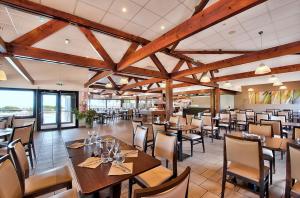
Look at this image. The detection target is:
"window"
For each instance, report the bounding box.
[107,100,121,109]
[89,99,106,109]
[0,89,35,117]
[123,99,136,109]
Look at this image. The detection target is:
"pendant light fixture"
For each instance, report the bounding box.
[200,72,210,82]
[255,31,271,75]
[273,81,283,86]
[119,78,128,85]
[223,81,232,88]
[279,85,287,90]
[105,83,112,88]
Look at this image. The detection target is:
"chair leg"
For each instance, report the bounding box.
[128,179,133,198]
[260,184,265,198]
[190,140,193,157]
[266,181,269,198]
[28,147,34,168]
[202,136,205,153]
[221,173,226,198]
[272,151,276,173]
[32,142,37,159]
[269,160,273,185]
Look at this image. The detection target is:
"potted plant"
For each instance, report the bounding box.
[74,109,96,128]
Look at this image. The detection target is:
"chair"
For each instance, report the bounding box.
[133,167,191,198]
[186,114,194,125]
[261,120,283,138]
[256,113,269,123]
[129,132,177,197]
[221,135,269,198]
[218,113,231,134]
[132,120,143,145]
[278,111,290,122]
[0,154,78,198]
[6,115,14,128]
[152,123,166,140]
[133,125,148,152]
[236,113,247,131]
[248,123,274,184]
[246,111,255,123]
[128,109,134,120]
[271,115,288,137]
[0,124,35,168]
[182,118,205,156]
[8,139,73,197]
[202,115,219,142]
[285,143,300,198]
[169,116,179,125]
[293,127,300,140]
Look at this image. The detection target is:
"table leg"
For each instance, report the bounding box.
[111,183,121,198]
[178,130,183,161]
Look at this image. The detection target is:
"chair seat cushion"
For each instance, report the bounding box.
[183,133,201,140]
[237,121,247,125]
[25,165,72,196]
[228,162,269,182]
[263,148,273,158]
[135,165,173,187]
[203,126,218,131]
[292,181,300,195]
[51,189,79,198]
[219,123,229,127]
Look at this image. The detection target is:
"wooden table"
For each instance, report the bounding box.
[65,136,161,197]
[168,124,198,161]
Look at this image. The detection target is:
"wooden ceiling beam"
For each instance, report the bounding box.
[150,54,169,77]
[11,19,68,46]
[174,89,211,95]
[212,63,300,82]
[121,78,164,91]
[172,41,300,78]
[117,42,139,69]
[113,73,147,81]
[171,59,185,73]
[107,76,118,88]
[90,84,146,93]
[117,0,266,70]
[186,61,198,80]
[84,70,113,88]
[174,50,256,54]
[173,76,218,88]
[79,27,115,68]
[146,82,193,93]
[121,66,167,79]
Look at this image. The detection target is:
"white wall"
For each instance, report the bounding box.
[220,95,235,110]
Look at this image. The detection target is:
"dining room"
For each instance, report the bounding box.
[0,0,300,198]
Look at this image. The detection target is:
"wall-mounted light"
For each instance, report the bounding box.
[248,88,254,92]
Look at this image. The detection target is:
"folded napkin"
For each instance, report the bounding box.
[121,150,138,157]
[67,142,85,149]
[78,157,102,169]
[108,162,133,175]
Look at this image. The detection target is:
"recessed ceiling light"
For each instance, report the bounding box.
[122,7,127,12]
[160,25,165,30]
[64,39,70,44]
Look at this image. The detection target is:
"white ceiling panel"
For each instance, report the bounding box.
[74,1,106,22]
[131,8,160,28]
[122,21,147,35]
[79,0,114,11]
[145,0,179,17]
[165,4,192,24]
[41,0,77,14]
[109,0,142,20]
[100,12,129,29]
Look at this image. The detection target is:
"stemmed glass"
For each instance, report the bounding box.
[106,140,114,162]
[87,131,93,145]
[113,141,120,158]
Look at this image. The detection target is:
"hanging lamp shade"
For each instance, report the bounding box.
[105,83,112,88]
[248,88,254,92]
[200,73,210,82]
[0,70,7,81]
[223,81,232,88]
[255,63,271,75]
[119,78,128,85]
[279,85,287,90]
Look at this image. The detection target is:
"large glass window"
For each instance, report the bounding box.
[0,89,34,117]
[107,100,121,109]
[89,99,106,109]
[123,99,136,109]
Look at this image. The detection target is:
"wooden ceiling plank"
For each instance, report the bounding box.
[150,54,168,77]
[121,66,167,79]
[84,70,113,88]
[11,19,68,46]
[172,40,300,78]
[79,27,115,68]
[174,76,218,88]
[172,59,185,73]
[186,61,198,80]
[5,56,34,84]
[121,78,164,91]
[212,63,300,82]
[118,42,139,67]
[117,0,266,70]
[107,76,118,89]
[174,50,255,54]
[90,84,145,93]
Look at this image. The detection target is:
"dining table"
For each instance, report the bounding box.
[65,135,161,198]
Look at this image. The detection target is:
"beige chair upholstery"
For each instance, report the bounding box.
[135,133,176,187]
[179,117,187,125]
[271,115,286,123]
[169,116,179,125]
[286,144,300,197]
[186,114,194,125]
[278,111,289,121]
[132,121,142,134]
[11,125,33,145]
[0,156,23,198]
[8,140,73,197]
[261,120,281,137]
[256,114,269,123]
[152,123,166,138]
[294,128,300,140]
[236,113,247,124]
[191,118,202,129]
[248,124,272,137]
[290,146,300,182]
[133,126,148,152]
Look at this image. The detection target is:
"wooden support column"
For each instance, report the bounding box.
[215,88,221,113]
[136,96,139,109]
[165,80,173,120]
[210,89,216,116]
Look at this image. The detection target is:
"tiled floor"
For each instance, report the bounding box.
[32,120,287,198]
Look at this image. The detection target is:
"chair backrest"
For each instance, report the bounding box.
[202,115,212,126]
[278,111,289,120]
[10,124,33,145]
[220,113,230,123]
[128,109,133,116]
[133,167,191,198]
[224,135,262,174]
[286,143,300,186]
[179,117,187,125]
[132,120,142,134]
[154,132,177,176]
[186,114,194,125]
[8,139,30,180]
[256,113,269,123]
[246,111,255,117]
[152,123,166,139]
[0,120,6,129]
[271,115,286,123]
[248,123,273,137]
[0,155,23,198]
[293,127,300,140]
[191,118,202,128]
[237,113,246,121]
[133,126,148,152]
[6,115,14,128]
[260,120,282,137]
[169,116,179,125]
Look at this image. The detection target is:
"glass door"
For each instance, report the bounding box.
[60,93,77,128]
[40,92,58,130]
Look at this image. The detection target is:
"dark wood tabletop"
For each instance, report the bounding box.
[168,124,198,131]
[65,136,161,196]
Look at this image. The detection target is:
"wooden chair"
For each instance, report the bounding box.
[248,123,274,184]
[169,116,179,125]
[132,120,143,145]
[292,126,300,140]
[285,143,300,198]
[182,118,205,156]
[202,115,218,142]
[186,114,194,125]
[129,132,177,197]
[278,111,290,122]
[218,113,231,134]
[133,125,148,152]
[0,154,78,198]
[271,115,289,137]
[246,111,255,123]
[261,120,283,138]
[256,113,269,124]
[236,113,247,131]
[8,139,73,198]
[133,167,191,198]
[221,135,269,198]
[152,123,166,140]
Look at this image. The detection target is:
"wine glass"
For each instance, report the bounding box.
[106,140,114,162]
[113,141,120,158]
[87,131,93,145]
